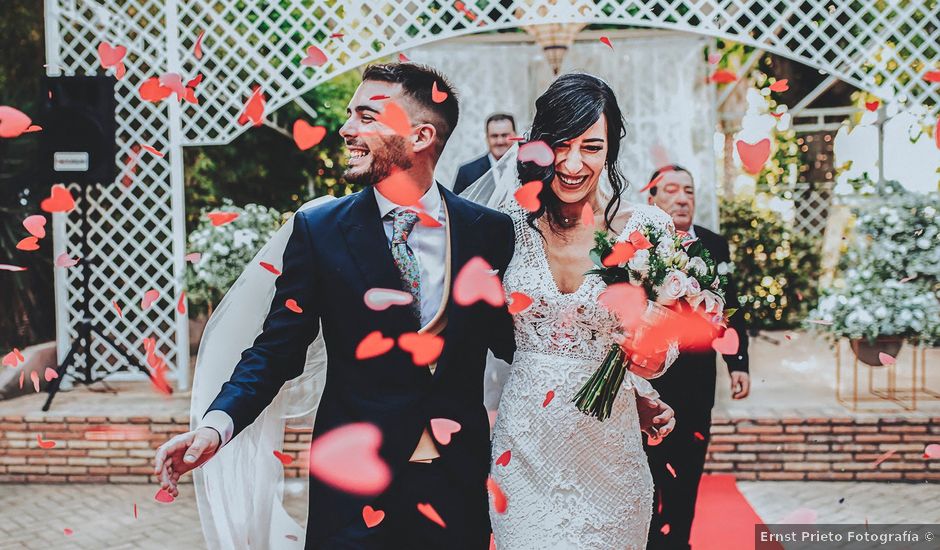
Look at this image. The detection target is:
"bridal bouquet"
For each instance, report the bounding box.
[573,224,730,420]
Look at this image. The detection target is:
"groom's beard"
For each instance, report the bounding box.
[344,136,414,187]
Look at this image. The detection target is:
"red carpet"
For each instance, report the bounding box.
[690,474,780,550]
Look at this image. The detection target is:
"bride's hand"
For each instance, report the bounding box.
[626,347,668,379]
[637,396,675,440]
[153,427,220,497]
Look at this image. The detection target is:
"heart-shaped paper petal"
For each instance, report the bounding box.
[362,505,385,528]
[364,288,413,311]
[417,502,446,528]
[154,488,175,503]
[628,230,653,250]
[710,69,737,84]
[141,289,160,310]
[285,299,303,313]
[454,257,505,307]
[507,292,533,315]
[177,292,187,315]
[487,477,508,514]
[139,77,173,102]
[356,331,395,360]
[112,301,123,318]
[865,100,880,112]
[44,367,59,382]
[308,422,391,496]
[259,261,281,275]
[97,42,126,68]
[736,138,771,174]
[301,45,328,67]
[711,328,739,355]
[417,209,442,227]
[707,52,722,65]
[602,242,637,267]
[542,390,555,407]
[63,528,73,536]
[430,81,448,103]
[375,101,413,137]
[878,352,896,366]
[238,87,265,126]
[768,79,789,92]
[924,444,940,459]
[598,283,648,332]
[514,181,543,212]
[184,252,202,264]
[599,36,613,49]
[2,350,21,367]
[0,106,34,138]
[376,170,422,206]
[923,70,940,83]
[518,141,554,167]
[37,434,56,449]
[398,53,410,63]
[194,30,205,60]
[581,202,595,227]
[666,463,677,478]
[40,185,76,213]
[16,236,39,251]
[398,333,444,365]
[494,449,511,467]
[55,253,79,268]
[293,120,327,150]
[429,418,461,445]
[273,450,294,465]
[207,211,239,226]
[23,215,46,238]
[141,144,164,157]
[0,264,27,272]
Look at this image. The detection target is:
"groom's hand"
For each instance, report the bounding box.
[153,427,220,497]
[637,396,675,441]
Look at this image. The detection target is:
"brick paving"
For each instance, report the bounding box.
[2,480,938,549]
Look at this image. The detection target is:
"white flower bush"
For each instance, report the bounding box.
[186,200,284,311]
[807,188,940,344]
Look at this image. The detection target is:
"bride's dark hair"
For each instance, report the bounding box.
[518,73,627,235]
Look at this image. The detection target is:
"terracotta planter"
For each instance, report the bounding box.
[850,337,903,366]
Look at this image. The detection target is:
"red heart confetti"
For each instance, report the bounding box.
[141,289,160,310]
[599,36,613,49]
[454,257,505,307]
[640,172,665,193]
[431,81,448,103]
[139,77,173,102]
[429,418,461,445]
[454,0,478,21]
[23,215,46,238]
[141,144,164,157]
[44,367,58,382]
[356,331,395,360]
[417,502,446,528]
[924,444,940,459]
[507,292,533,315]
[259,261,281,275]
[330,33,345,39]
[647,433,662,447]
[660,524,671,535]
[16,236,39,251]
[865,100,880,111]
[362,505,385,528]
[711,328,739,355]
[417,209,442,227]
[693,432,705,441]
[598,283,648,332]
[0,106,35,138]
[542,390,555,407]
[376,170,423,206]
[134,503,138,519]
[487,477,508,514]
[2,348,23,367]
[207,211,239,226]
[37,434,56,449]
[710,69,737,84]
[176,292,187,315]
[518,141,554,166]
[375,101,413,137]
[40,185,76,213]
[19,371,25,389]
[97,42,126,68]
[30,371,39,391]
[735,138,771,174]
[923,70,940,83]
[768,79,789,92]
[301,45,328,67]
[285,299,303,313]
[602,242,637,267]
[878,352,896,366]
[581,202,594,227]
[309,423,391,496]
[872,449,896,468]
[494,449,511,467]
[112,301,123,318]
[194,30,205,60]
[398,332,445,365]
[293,120,327,150]
[154,488,175,503]
[364,288,413,311]
[238,87,265,126]
[628,230,653,250]
[64,528,73,536]
[369,94,390,101]
[273,450,294,466]
[707,52,722,65]
[186,73,204,90]
[0,264,27,272]
[398,53,410,63]
[184,252,202,263]
[666,463,677,478]
[514,180,543,212]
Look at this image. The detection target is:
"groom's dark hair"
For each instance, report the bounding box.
[362,62,460,148]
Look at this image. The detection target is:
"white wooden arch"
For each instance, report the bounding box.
[45,0,938,387]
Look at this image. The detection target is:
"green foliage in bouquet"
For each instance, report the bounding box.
[806,188,940,344]
[719,196,821,331]
[185,200,284,315]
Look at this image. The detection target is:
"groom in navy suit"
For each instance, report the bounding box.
[154,63,515,549]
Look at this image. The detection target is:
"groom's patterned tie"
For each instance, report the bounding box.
[389,209,422,321]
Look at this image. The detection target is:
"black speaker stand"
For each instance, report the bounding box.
[42,184,169,411]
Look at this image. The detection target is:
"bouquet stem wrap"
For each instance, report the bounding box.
[573,344,629,421]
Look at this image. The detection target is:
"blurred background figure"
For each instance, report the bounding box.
[643,164,750,550]
[452,112,515,195]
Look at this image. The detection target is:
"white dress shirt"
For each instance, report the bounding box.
[201,185,448,447]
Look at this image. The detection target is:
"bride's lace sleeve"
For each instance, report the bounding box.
[618,205,680,386]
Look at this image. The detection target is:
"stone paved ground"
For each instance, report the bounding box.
[2,480,937,549]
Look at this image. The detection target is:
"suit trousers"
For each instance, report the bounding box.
[319,458,491,550]
[644,405,712,550]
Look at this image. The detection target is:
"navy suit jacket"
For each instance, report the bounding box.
[650,224,749,412]
[206,184,516,546]
[452,154,492,195]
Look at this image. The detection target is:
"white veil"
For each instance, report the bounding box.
[189,196,334,549]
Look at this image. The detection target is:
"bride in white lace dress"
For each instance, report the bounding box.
[482,74,679,549]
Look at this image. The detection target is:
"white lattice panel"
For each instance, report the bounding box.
[46,0,938,388]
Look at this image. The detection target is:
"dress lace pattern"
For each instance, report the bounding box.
[490,200,676,550]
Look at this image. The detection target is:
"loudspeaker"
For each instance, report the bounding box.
[39,75,117,185]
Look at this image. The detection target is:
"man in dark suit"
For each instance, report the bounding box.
[154,63,516,549]
[643,165,750,550]
[452,113,515,195]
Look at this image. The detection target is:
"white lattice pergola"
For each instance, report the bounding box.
[45,0,938,388]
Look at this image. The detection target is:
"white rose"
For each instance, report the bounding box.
[701,290,724,314]
[711,276,721,290]
[685,276,702,297]
[672,251,690,270]
[687,257,708,276]
[717,262,732,275]
[654,270,687,306]
[627,249,650,277]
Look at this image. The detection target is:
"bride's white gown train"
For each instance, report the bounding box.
[490,200,676,550]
